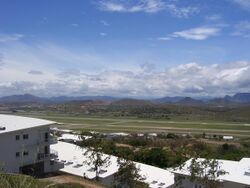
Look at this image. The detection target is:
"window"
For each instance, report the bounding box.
[16,135,20,140]
[23,151,29,156]
[23,134,29,140]
[44,146,49,154]
[45,132,49,142]
[16,152,20,157]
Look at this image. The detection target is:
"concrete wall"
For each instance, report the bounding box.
[0,125,51,173]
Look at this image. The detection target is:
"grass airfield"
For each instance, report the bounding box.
[18,112,250,137]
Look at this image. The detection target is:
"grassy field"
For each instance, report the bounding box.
[17,112,250,137]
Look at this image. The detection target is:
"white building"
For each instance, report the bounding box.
[0,114,63,176]
[51,141,175,188]
[172,158,250,188]
[58,133,92,143]
[223,136,234,140]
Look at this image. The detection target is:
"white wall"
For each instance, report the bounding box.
[0,125,50,173]
[174,174,248,188]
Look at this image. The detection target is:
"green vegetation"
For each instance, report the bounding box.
[79,133,250,169]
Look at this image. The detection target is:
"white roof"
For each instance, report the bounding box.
[51,141,174,188]
[173,158,250,186]
[51,127,73,133]
[58,134,92,141]
[108,132,130,136]
[0,114,55,134]
[223,136,234,139]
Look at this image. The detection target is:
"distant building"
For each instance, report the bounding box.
[223,136,234,140]
[172,158,250,188]
[0,114,63,176]
[58,133,92,143]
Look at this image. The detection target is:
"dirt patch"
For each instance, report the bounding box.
[41,174,105,188]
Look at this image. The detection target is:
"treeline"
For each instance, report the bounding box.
[79,133,250,169]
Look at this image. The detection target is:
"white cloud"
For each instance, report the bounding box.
[233,0,250,10]
[100,20,110,26]
[172,26,221,40]
[157,36,172,41]
[100,32,107,36]
[205,14,222,22]
[0,33,24,43]
[1,40,249,97]
[71,23,79,27]
[96,0,199,17]
[165,4,199,18]
[158,26,221,41]
[0,60,249,97]
[232,21,250,38]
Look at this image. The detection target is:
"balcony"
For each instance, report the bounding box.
[49,136,58,145]
[37,149,58,161]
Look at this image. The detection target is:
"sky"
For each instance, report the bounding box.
[0,0,250,98]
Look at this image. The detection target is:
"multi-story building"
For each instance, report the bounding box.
[0,114,63,176]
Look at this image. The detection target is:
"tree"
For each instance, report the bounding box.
[114,158,147,188]
[187,158,227,188]
[83,137,111,180]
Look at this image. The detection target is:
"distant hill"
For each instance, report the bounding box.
[110,98,153,106]
[0,94,47,104]
[176,97,204,106]
[228,93,250,103]
[153,96,184,103]
[0,94,117,104]
[49,96,117,103]
[0,92,249,106]
[207,93,250,105]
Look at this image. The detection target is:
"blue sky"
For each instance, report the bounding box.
[0,0,250,97]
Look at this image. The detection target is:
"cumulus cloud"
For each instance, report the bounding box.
[0,33,24,43]
[96,0,199,17]
[0,62,249,97]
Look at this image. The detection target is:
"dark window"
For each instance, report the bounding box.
[44,146,49,154]
[45,132,49,142]
[50,160,54,165]
[23,134,29,140]
[23,151,29,156]
[16,135,20,140]
[16,152,20,157]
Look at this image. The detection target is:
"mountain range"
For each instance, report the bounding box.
[0,93,250,105]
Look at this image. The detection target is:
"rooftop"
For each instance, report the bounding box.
[51,141,174,188]
[173,157,250,186]
[58,133,92,142]
[0,114,55,134]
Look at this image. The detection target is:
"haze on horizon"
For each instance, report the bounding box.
[0,0,250,98]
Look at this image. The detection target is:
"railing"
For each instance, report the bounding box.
[37,149,58,161]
